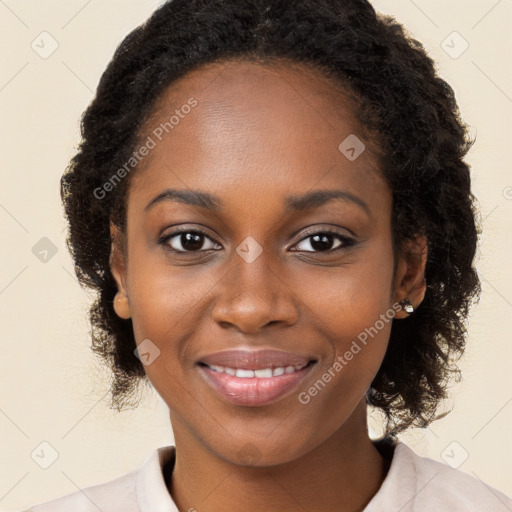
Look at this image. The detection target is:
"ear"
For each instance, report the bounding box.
[392,234,428,319]
[109,221,131,320]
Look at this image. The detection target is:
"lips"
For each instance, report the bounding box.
[196,349,317,406]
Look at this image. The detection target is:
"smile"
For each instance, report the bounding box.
[197,360,316,407]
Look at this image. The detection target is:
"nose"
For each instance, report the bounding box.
[211,251,299,334]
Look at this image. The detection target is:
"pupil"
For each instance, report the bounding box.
[311,234,332,251]
[182,232,203,251]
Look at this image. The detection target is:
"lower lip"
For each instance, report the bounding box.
[198,363,315,407]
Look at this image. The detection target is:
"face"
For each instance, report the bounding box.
[110,59,424,466]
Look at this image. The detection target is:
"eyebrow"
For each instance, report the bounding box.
[144,188,371,217]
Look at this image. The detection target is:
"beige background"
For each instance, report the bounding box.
[1,0,511,510]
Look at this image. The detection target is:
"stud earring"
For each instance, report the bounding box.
[399,297,415,314]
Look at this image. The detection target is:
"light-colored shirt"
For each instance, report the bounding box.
[21,441,512,511]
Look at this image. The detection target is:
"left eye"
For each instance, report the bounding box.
[292,232,353,252]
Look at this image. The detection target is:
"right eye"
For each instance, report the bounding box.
[158,229,222,253]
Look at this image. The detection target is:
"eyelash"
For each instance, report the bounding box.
[157,227,356,255]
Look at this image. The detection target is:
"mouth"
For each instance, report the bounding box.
[196,349,317,407]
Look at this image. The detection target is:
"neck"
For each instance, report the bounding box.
[167,402,392,512]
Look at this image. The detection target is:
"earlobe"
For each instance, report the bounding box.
[113,291,131,320]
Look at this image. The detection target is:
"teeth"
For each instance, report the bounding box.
[254,368,273,378]
[207,363,307,378]
[236,369,254,378]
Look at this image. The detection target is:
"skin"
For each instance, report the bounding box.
[110,59,427,512]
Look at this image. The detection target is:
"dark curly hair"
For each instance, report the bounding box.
[61,0,481,436]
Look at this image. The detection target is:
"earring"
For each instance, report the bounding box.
[399,298,415,314]
[113,291,131,319]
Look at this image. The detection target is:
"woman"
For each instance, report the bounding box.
[22,0,512,510]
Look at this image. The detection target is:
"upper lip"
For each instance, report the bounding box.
[198,349,315,370]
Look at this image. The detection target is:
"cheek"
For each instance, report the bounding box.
[299,240,395,346]
[126,248,217,344]
[124,248,222,398]
[293,242,395,419]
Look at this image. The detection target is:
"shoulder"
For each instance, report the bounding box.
[19,446,176,512]
[368,440,512,511]
[20,469,138,512]
[404,442,512,509]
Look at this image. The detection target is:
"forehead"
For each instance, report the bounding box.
[127,58,389,219]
